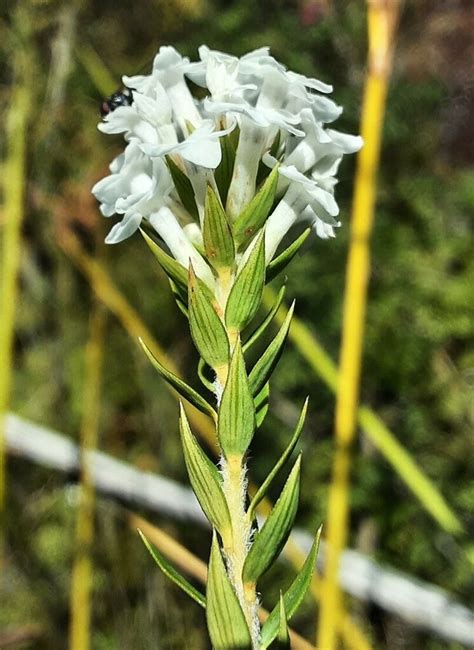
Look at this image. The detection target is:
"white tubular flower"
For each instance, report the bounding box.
[263,110,362,261]
[141,119,235,169]
[93,44,361,273]
[125,46,202,133]
[92,142,174,244]
[149,207,214,288]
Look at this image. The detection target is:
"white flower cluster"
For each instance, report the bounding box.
[92,45,362,277]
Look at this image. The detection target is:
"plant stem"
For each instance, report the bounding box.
[221,453,259,647]
[0,5,32,558]
[215,271,260,646]
[317,2,400,648]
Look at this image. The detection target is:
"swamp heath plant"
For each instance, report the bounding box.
[93,45,361,649]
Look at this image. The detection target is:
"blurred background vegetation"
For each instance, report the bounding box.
[0,0,473,648]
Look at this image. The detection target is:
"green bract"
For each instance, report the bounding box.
[206,534,252,650]
[225,230,266,332]
[218,340,255,457]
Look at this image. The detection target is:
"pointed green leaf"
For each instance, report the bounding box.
[266,228,311,284]
[138,529,206,609]
[203,185,235,269]
[218,340,255,457]
[248,301,295,396]
[225,231,266,332]
[142,230,214,302]
[249,398,308,520]
[179,405,232,536]
[169,279,189,317]
[206,533,252,650]
[243,456,301,584]
[166,155,199,220]
[243,283,286,353]
[233,165,280,246]
[139,338,216,421]
[188,266,230,369]
[260,527,322,649]
[254,382,270,428]
[142,229,188,292]
[273,593,291,648]
[215,126,238,205]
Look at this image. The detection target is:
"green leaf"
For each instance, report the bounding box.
[266,228,311,284]
[248,301,295,396]
[243,456,301,584]
[214,126,238,205]
[254,382,270,428]
[188,265,230,369]
[233,165,280,246]
[139,338,217,421]
[260,527,322,649]
[169,279,188,317]
[218,339,255,457]
[142,229,188,292]
[179,405,232,537]
[142,230,214,303]
[272,593,290,648]
[166,155,199,220]
[138,529,206,609]
[203,185,235,269]
[243,283,286,353]
[206,533,252,650]
[225,231,266,332]
[249,398,308,520]
[197,357,215,393]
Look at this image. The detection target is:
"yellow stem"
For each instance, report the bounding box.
[221,453,257,640]
[0,6,32,554]
[69,303,106,650]
[317,2,401,648]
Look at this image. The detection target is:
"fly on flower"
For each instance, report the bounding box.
[100,87,134,119]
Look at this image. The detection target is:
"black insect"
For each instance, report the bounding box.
[100,87,134,118]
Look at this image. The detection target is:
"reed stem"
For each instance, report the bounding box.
[0,6,32,556]
[317,2,400,648]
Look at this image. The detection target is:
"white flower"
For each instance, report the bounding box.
[92,142,174,244]
[141,119,235,169]
[150,207,214,288]
[93,44,361,273]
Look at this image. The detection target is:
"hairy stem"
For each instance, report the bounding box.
[215,272,260,646]
[221,454,259,647]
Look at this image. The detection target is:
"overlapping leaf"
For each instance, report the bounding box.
[218,340,255,457]
[233,165,279,246]
[206,534,252,650]
[179,405,231,537]
[266,228,311,284]
[188,266,229,369]
[140,338,216,420]
[249,398,308,519]
[225,231,266,332]
[260,527,322,649]
[243,456,301,584]
[248,301,295,396]
[243,283,287,353]
[203,185,235,270]
[138,529,206,609]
